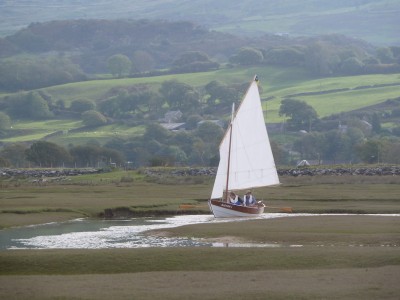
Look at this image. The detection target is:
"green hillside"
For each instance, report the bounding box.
[1,67,399,146]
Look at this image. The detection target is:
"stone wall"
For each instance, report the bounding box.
[0,168,104,179]
[142,166,400,177]
[1,166,399,180]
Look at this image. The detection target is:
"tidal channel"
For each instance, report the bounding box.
[1,214,398,250]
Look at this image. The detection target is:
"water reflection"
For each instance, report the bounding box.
[211,242,284,248]
[0,213,398,250]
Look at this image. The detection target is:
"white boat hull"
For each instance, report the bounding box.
[208,199,264,218]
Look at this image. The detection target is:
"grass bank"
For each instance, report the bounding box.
[1,246,399,276]
[1,170,400,228]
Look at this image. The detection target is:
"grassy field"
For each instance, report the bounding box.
[0,171,400,299]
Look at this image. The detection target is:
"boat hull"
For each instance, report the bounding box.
[208,199,264,218]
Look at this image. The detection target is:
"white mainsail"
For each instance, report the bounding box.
[211,78,279,199]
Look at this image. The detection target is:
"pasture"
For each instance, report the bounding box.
[2,67,400,145]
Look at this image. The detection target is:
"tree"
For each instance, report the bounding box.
[264,47,305,66]
[82,110,107,126]
[370,113,382,134]
[69,144,124,167]
[380,139,400,164]
[356,139,381,163]
[340,57,364,75]
[322,130,352,163]
[188,137,207,165]
[270,140,289,165]
[159,80,200,112]
[172,51,219,72]
[376,47,395,64]
[0,111,11,131]
[229,47,264,65]
[69,145,101,167]
[27,92,53,119]
[146,91,165,119]
[7,92,52,120]
[173,51,210,66]
[181,89,201,113]
[304,41,340,75]
[279,99,318,131]
[170,130,196,153]
[107,54,132,77]
[0,143,29,167]
[143,123,171,144]
[100,147,125,166]
[98,86,163,119]
[132,50,155,72]
[155,145,188,166]
[293,132,324,160]
[98,95,123,118]
[185,114,203,130]
[70,98,96,112]
[0,156,10,167]
[25,141,72,167]
[0,56,86,91]
[205,80,240,107]
[195,121,224,146]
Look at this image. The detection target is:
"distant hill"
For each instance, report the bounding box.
[3,18,393,92]
[0,0,399,46]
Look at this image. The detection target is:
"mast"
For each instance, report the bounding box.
[224,103,235,202]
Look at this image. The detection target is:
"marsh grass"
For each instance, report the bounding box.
[1,246,399,276]
[1,170,400,227]
[1,173,399,299]
[152,215,400,247]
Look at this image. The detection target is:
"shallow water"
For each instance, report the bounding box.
[0,213,398,250]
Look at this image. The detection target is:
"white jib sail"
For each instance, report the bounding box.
[211,79,280,199]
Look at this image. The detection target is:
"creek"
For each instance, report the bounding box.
[0,213,398,250]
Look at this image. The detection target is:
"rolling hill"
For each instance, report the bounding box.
[1,67,399,146]
[0,0,399,46]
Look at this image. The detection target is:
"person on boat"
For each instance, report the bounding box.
[229,192,243,205]
[243,190,257,206]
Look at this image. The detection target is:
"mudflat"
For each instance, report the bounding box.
[1,215,399,299]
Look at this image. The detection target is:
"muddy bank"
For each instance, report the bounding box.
[102,207,206,219]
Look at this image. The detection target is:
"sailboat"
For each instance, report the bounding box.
[208,75,280,218]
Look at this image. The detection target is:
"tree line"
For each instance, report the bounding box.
[278,98,400,165]
[0,120,225,168]
[2,92,400,168]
